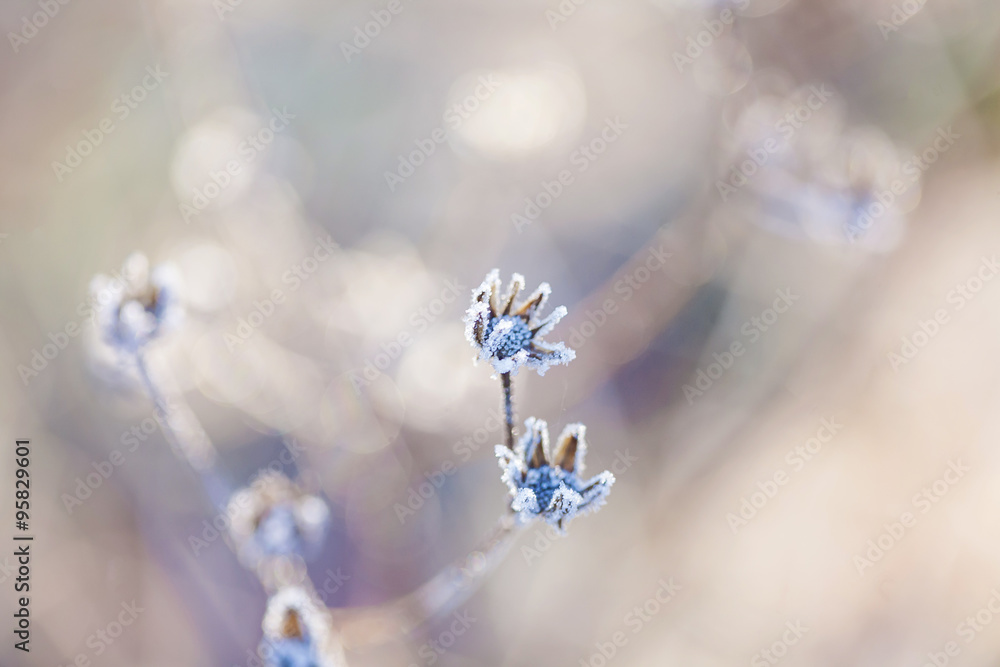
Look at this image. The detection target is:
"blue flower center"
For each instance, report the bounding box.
[487,316,533,359]
[845,191,875,240]
[267,637,320,667]
[524,466,579,510]
[257,505,300,555]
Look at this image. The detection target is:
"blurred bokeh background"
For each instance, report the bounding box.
[3,0,1000,664]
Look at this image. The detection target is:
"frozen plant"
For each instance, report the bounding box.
[228,472,331,570]
[497,418,615,533]
[464,269,575,449]
[262,587,345,667]
[90,252,220,470]
[91,252,182,353]
[464,269,615,530]
[87,258,617,666]
[329,268,618,647]
[464,269,575,378]
[88,252,346,665]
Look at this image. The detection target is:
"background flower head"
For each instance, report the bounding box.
[91,252,182,353]
[262,587,344,667]
[228,472,330,569]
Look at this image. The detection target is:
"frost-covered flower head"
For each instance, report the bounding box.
[496,417,614,532]
[464,269,575,376]
[91,252,182,352]
[228,472,330,569]
[261,587,342,667]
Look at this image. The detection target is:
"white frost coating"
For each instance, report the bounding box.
[496,418,615,533]
[500,272,525,313]
[531,304,567,337]
[263,587,321,638]
[463,269,575,377]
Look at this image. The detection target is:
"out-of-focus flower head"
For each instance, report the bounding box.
[835,128,913,246]
[464,269,575,377]
[496,417,615,532]
[90,252,182,353]
[719,80,914,252]
[228,472,330,569]
[261,587,343,667]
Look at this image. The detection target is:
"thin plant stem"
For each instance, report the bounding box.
[134,349,348,663]
[331,513,522,649]
[501,372,515,450]
[133,349,228,507]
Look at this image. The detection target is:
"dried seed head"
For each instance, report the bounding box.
[497,418,615,533]
[261,587,344,667]
[228,472,330,569]
[464,269,575,377]
[91,252,182,353]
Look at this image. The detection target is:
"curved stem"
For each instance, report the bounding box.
[133,351,349,662]
[133,349,228,506]
[330,513,522,649]
[501,372,515,450]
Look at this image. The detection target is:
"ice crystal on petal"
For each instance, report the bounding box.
[464,269,575,377]
[496,418,614,532]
